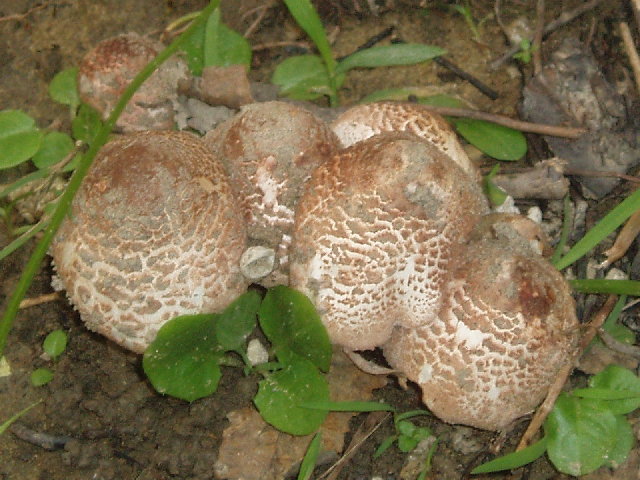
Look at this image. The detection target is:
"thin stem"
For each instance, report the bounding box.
[0,0,221,358]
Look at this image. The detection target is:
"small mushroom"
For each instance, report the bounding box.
[289,133,489,350]
[50,130,248,353]
[204,101,340,285]
[330,102,478,178]
[78,33,188,132]
[382,228,579,430]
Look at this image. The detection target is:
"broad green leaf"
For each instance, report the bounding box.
[254,355,329,435]
[72,103,103,145]
[605,415,634,469]
[554,187,640,270]
[31,131,74,169]
[545,393,619,476]
[569,279,640,296]
[42,329,67,359]
[283,0,336,73]
[31,367,54,386]
[214,290,261,352]
[203,9,251,68]
[143,313,222,402]
[337,44,445,73]
[259,286,331,372]
[452,117,527,161]
[298,432,321,480]
[0,110,43,169]
[49,68,80,109]
[589,364,640,414]
[181,21,207,75]
[471,437,548,474]
[299,400,394,412]
[272,55,332,100]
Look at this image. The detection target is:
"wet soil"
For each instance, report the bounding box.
[1,1,639,479]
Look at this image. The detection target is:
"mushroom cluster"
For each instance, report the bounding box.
[52,37,579,430]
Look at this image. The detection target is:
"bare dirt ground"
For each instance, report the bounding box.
[1,1,639,479]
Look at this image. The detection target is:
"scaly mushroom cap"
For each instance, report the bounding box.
[331,102,478,178]
[78,33,187,132]
[204,101,340,285]
[382,231,579,431]
[50,131,248,353]
[289,133,489,350]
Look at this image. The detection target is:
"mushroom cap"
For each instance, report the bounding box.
[382,233,579,430]
[78,33,187,132]
[289,133,489,350]
[50,130,248,353]
[204,101,340,285]
[331,102,478,178]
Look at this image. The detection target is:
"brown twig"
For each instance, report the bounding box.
[532,0,545,75]
[631,0,640,34]
[598,328,640,359]
[516,295,617,450]
[0,1,51,23]
[620,22,640,94]
[602,209,640,267]
[19,292,60,309]
[415,105,585,138]
[242,1,276,38]
[251,40,311,52]
[434,57,499,100]
[490,0,605,69]
[564,167,640,183]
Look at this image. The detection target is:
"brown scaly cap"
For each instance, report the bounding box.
[290,133,489,350]
[50,130,248,353]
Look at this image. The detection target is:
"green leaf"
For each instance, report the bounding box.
[254,355,329,435]
[397,432,419,452]
[554,187,640,270]
[588,364,640,415]
[374,435,398,458]
[31,367,54,386]
[0,110,43,169]
[72,103,103,145]
[483,164,508,206]
[49,68,80,109]
[259,286,331,372]
[395,409,432,423]
[181,21,207,75]
[31,131,74,169]
[337,44,445,73]
[299,400,394,412]
[417,94,467,108]
[605,415,634,469]
[298,432,321,480]
[471,437,548,474]
[42,329,67,360]
[0,400,42,435]
[545,393,619,476]
[203,9,251,68]
[214,290,261,352]
[143,313,222,402]
[283,0,336,73]
[569,279,640,296]
[452,118,527,161]
[272,55,333,100]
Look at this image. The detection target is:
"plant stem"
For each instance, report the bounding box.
[0,0,221,358]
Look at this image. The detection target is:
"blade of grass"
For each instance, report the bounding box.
[551,195,573,265]
[554,188,640,271]
[0,220,48,261]
[299,400,395,412]
[569,279,640,296]
[0,0,221,358]
[297,432,321,480]
[471,437,548,474]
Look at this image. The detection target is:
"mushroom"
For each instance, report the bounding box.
[78,33,188,132]
[289,132,489,350]
[382,226,579,430]
[50,130,248,353]
[204,101,340,285]
[330,101,478,178]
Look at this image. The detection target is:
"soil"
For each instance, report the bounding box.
[1,1,639,479]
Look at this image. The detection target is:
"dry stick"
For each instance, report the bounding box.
[564,167,640,183]
[631,0,640,34]
[0,1,51,23]
[434,57,499,100]
[620,22,640,94]
[602,209,640,266]
[242,1,276,38]
[516,295,617,450]
[598,328,640,359]
[491,0,605,69]
[18,292,60,309]
[251,40,311,52]
[415,105,585,138]
[532,0,545,76]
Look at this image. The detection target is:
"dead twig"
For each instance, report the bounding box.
[251,40,311,52]
[242,1,276,38]
[516,295,617,450]
[601,209,640,267]
[532,0,545,75]
[415,105,585,138]
[620,22,640,94]
[631,0,640,34]
[564,167,640,183]
[19,292,60,309]
[491,0,605,69]
[434,57,499,100]
[0,1,51,23]
[598,328,640,360]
